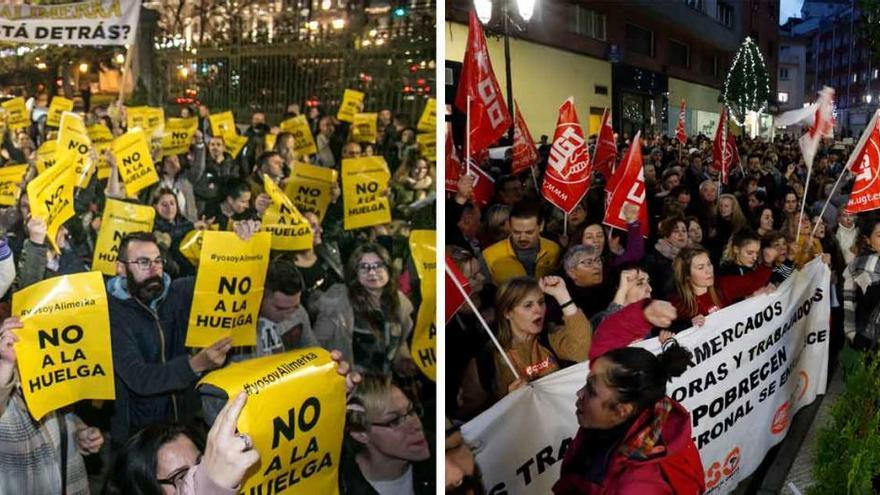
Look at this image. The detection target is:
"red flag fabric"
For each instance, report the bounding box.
[800,87,835,169]
[512,101,538,175]
[845,114,880,213]
[593,108,617,183]
[446,130,464,192]
[675,99,687,146]
[469,161,495,209]
[603,131,650,238]
[445,254,471,322]
[713,107,737,185]
[454,11,512,158]
[541,97,591,214]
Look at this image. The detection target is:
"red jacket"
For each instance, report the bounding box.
[589,301,651,362]
[553,398,706,495]
[671,265,772,319]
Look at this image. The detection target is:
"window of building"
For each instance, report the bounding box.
[668,39,689,68]
[703,53,718,77]
[626,23,654,57]
[572,6,606,41]
[854,73,859,83]
[874,68,879,79]
[716,2,734,27]
[778,92,789,103]
[780,45,790,56]
[686,0,704,12]
[780,67,789,80]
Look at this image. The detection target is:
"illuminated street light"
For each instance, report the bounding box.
[474,0,492,23]
[331,18,345,29]
[79,63,89,74]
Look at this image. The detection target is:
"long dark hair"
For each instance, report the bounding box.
[602,342,693,412]
[345,243,402,333]
[855,213,880,256]
[102,423,204,495]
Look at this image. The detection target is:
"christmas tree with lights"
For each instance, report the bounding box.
[721,37,770,126]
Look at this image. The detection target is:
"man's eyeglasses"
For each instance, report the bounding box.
[357,262,387,274]
[371,403,417,429]
[578,257,602,268]
[122,257,164,270]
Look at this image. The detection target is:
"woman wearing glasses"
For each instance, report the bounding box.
[343,373,434,494]
[313,243,416,375]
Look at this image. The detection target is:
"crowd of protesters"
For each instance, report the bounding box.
[445,126,879,493]
[0,92,436,494]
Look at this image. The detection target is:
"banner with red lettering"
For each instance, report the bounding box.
[541,98,591,214]
[676,99,687,145]
[603,131,650,237]
[593,108,616,187]
[512,102,538,175]
[454,11,512,157]
[446,130,464,192]
[844,110,880,213]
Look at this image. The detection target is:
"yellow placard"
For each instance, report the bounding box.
[261,175,313,251]
[27,154,76,253]
[417,98,436,133]
[342,156,391,230]
[146,107,165,139]
[161,117,198,157]
[91,199,156,276]
[56,112,96,188]
[2,97,28,131]
[409,230,436,380]
[111,129,159,197]
[336,89,364,123]
[126,106,147,132]
[94,141,112,180]
[264,133,277,151]
[285,162,337,222]
[186,231,271,347]
[417,132,436,162]
[224,133,248,159]
[209,111,236,139]
[179,229,204,267]
[12,271,114,420]
[199,348,345,494]
[35,140,57,175]
[280,116,317,157]
[351,113,377,144]
[46,96,74,128]
[87,123,114,144]
[0,164,28,207]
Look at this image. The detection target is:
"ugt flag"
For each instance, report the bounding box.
[541,98,591,214]
[845,110,880,213]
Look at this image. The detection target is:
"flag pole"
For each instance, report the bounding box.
[530,164,539,193]
[795,161,813,244]
[466,95,472,175]
[446,265,521,380]
[563,212,568,239]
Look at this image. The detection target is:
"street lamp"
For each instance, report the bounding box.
[474,0,537,142]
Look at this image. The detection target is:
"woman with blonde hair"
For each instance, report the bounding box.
[459,276,590,414]
[711,193,748,263]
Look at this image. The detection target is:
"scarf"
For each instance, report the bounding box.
[617,397,674,461]
[655,238,681,261]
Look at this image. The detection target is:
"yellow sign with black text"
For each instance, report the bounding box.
[210,111,236,139]
[126,106,147,132]
[285,162,337,222]
[262,175,313,251]
[3,97,28,131]
[224,133,248,159]
[56,112,96,188]
[186,231,271,347]
[46,96,74,128]
[146,107,165,138]
[342,156,391,230]
[409,230,436,381]
[87,123,113,144]
[199,348,345,495]
[179,229,205,267]
[351,113,377,143]
[12,271,114,420]
[161,117,198,157]
[35,141,56,175]
[88,123,115,179]
[0,164,28,207]
[337,89,364,123]
[417,98,436,133]
[265,133,277,151]
[280,116,317,157]
[92,199,156,276]
[112,129,159,197]
[27,155,76,253]
[417,132,436,162]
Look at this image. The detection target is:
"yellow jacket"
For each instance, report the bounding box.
[483,237,561,285]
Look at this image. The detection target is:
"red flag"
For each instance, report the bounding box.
[446,130,464,192]
[799,87,835,169]
[675,99,687,146]
[845,112,880,213]
[511,101,538,175]
[468,161,495,209]
[454,11,512,158]
[713,107,736,185]
[593,108,617,183]
[541,98,591,214]
[445,254,471,322]
[603,131,650,238]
